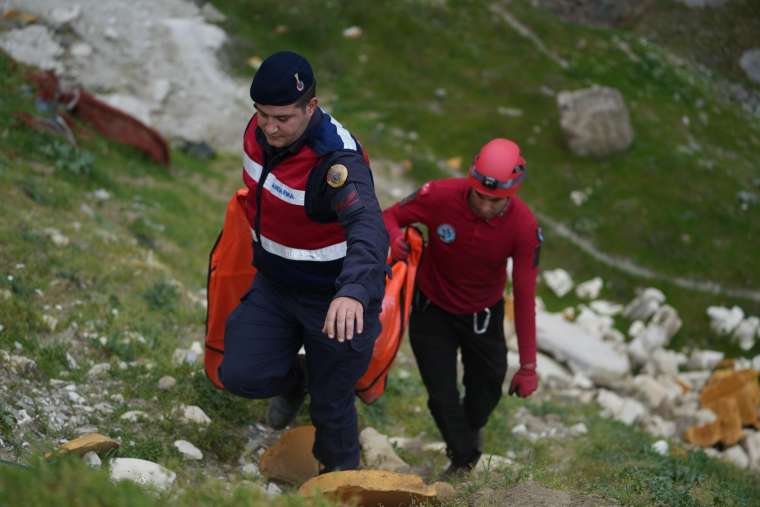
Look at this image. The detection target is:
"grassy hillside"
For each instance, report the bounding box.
[2,0,760,505]
[217,0,760,351]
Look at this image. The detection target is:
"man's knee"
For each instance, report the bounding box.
[219,361,278,399]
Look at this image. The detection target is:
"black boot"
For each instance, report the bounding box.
[441,448,481,479]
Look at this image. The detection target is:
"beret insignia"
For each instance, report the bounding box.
[326,164,349,188]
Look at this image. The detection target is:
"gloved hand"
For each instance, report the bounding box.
[390,234,410,261]
[508,365,538,398]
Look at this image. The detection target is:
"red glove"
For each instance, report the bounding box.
[509,365,538,398]
[390,234,410,261]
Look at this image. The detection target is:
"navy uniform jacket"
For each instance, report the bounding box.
[243,108,388,310]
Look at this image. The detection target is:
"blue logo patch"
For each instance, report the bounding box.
[437,223,456,244]
[536,226,544,243]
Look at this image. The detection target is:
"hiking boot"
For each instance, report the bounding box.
[266,355,307,430]
[440,449,481,479]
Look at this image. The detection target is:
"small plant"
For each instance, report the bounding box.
[39,139,95,176]
[142,280,178,312]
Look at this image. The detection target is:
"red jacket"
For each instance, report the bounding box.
[383,178,540,365]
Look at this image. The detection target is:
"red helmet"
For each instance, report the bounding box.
[468,138,526,198]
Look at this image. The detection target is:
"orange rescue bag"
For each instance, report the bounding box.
[204,189,423,404]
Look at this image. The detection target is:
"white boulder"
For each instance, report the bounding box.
[575,277,603,299]
[597,389,646,425]
[179,405,211,425]
[687,350,724,371]
[537,311,630,382]
[722,446,749,469]
[706,306,744,335]
[110,458,176,490]
[359,427,410,473]
[174,440,203,460]
[623,288,665,321]
[543,269,573,298]
[733,317,759,351]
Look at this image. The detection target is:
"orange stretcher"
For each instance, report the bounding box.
[204,188,422,404]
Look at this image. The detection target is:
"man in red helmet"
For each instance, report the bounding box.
[383,138,541,475]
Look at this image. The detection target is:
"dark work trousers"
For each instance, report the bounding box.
[219,273,380,470]
[409,288,507,465]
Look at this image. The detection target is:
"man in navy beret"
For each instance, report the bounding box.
[218,51,389,473]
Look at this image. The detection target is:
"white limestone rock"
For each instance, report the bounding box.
[537,311,630,383]
[87,363,111,378]
[542,269,574,298]
[575,306,614,340]
[0,25,64,73]
[120,410,150,423]
[575,277,603,299]
[687,350,724,371]
[158,376,176,390]
[475,454,514,473]
[706,306,744,335]
[722,446,749,469]
[651,440,669,456]
[623,288,665,321]
[589,300,623,317]
[110,458,176,490]
[596,389,646,425]
[741,430,760,471]
[359,427,410,473]
[179,405,211,425]
[733,317,759,351]
[174,440,203,460]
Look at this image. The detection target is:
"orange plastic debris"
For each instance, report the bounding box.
[685,369,760,447]
[298,470,454,506]
[259,426,319,486]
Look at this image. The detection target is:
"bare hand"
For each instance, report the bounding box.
[322,296,364,342]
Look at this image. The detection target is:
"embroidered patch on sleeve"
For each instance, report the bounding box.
[326,163,349,188]
[333,184,364,218]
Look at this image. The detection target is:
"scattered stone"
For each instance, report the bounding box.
[497,106,523,117]
[93,189,111,201]
[575,306,614,339]
[623,288,665,321]
[42,228,70,247]
[475,454,514,473]
[74,425,99,435]
[120,410,149,423]
[158,376,176,390]
[741,430,760,471]
[706,305,744,335]
[174,440,203,460]
[83,451,102,468]
[687,350,724,371]
[733,317,759,351]
[87,363,111,378]
[575,277,603,299]
[589,300,623,317]
[421,441,446,453]
[596,390,646,425]
[241,462,260,478]
[557,86,634,157]
[179,405,211,425]
[110,458,176,491]
[643,415,677,439]
[9,355,38,375]
[49,5,82,26]
[360,427,411,473]
[722,446,749,469]
[651,440,669,456]
[569,189,589,206]
[569,422,588,436]
[265,482,283,496]
[542,269,573,298]
[342,26,363,39]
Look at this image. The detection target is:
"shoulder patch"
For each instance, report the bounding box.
[326,164,349,188]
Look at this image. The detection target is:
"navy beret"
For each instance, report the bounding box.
[250,51,315,106]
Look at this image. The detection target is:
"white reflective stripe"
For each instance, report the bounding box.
[253,229,347,262]
[242,151,305,206]
[326,110,357,151]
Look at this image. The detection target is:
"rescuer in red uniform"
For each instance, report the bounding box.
[383,138,541,474]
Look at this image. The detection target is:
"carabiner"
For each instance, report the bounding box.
[473,307,491,335]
